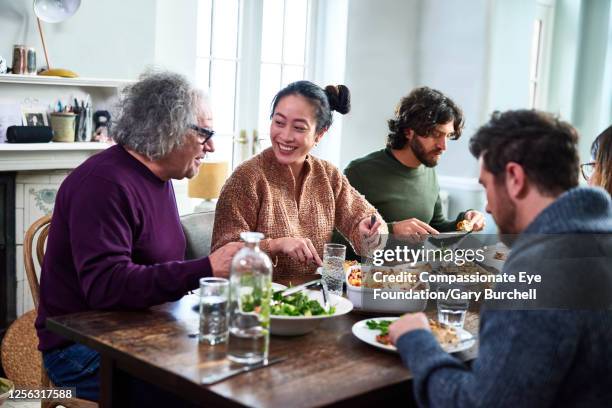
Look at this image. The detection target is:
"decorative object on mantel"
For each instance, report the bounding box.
[21,107,48,127]
[0,55,7,74]
[6,126,53,143]
[11,45,27,74]
[50,112,76,142]
[0,103,22,143]
[33,0,81,78]
[26,47,37,74]
[188,161,229,212]
[93,110,111,142]
[29,187,56,214]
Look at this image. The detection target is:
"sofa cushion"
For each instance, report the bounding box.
[180,210,215,260]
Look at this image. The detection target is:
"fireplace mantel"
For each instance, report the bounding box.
[0,142,109,171]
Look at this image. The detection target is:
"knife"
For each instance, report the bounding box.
[319,280,331,311]
[278,279,321,297]
[201,356,286,385]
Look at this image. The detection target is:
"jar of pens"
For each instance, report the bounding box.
[50,97,92,142]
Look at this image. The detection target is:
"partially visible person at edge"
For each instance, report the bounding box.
[388,110,612,407]
[341,87,485,252]
[36,71,242,402]
[212,81,387,279]
[582,124,611,194]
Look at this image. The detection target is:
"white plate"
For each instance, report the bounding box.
[352,317,476,354]
[271,282,287,292]
[270,290,353,336]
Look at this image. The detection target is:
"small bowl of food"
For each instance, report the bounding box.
[345,264,429,313]
[270,289,353,336]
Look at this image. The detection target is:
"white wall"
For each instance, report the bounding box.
[154,0,199,82]
[418,0,492,180]
[0,0,201,81]
[340,0,420,169]
[0,0,156,79]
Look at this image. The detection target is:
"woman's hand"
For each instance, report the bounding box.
[464,210,486,231]
[209,242,244,277]
[270,237,323,266]
[358,215,383,253]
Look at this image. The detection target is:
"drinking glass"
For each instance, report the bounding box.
[199,277,229,345]
[322,243,346,296]
[436,283,469,329]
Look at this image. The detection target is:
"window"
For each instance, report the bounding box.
[195,0,241,164]
[196,0,312,166]
[529,0,555,109]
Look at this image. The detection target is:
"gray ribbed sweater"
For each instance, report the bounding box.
[396,187,612,407]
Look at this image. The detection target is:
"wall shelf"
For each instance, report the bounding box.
[0,142,109,171]
[0,74,134,88]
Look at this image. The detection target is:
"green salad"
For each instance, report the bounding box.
[366,319,394,335]
[270,291,335,316]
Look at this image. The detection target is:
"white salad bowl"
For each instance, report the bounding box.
[270,290,353,336]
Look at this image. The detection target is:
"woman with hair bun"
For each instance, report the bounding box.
[212,81,387,279]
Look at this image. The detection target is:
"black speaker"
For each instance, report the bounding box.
[6,126,53,143]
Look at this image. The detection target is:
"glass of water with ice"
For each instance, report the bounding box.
[436,283,469,329]
[322,243,346,296]
[199,277,229,345]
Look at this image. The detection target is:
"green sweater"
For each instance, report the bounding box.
[344,148,465,233]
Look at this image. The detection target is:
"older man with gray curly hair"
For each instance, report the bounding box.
[35,70,242,402]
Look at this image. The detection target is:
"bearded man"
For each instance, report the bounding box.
[343,87,485,241]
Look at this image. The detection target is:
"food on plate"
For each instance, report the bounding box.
[365,319,393,345]
[494,251,507,260]
[268,290,335,317]
[366,319,459,347]
[429,320,459,346]
[456,219,474,232]
[347,264,430,291]
[347,265,362,287]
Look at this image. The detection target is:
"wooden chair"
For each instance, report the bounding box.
[0,214,97,408]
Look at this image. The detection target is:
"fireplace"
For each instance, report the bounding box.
[0,172,16,335]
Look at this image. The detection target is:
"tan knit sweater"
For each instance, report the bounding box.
[211,148,387,279]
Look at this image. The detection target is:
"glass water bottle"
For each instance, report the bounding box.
[227,232,273,364]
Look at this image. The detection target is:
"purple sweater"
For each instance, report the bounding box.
[36,145,212,351]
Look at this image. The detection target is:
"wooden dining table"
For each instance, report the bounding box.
[46,281,480,408]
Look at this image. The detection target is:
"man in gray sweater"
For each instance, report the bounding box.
[389,110,612,407]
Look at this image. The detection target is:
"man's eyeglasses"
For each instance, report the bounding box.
[580,162,596,181]
[189,124,215,145]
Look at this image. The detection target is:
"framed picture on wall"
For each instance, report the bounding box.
[22,108,48,127]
